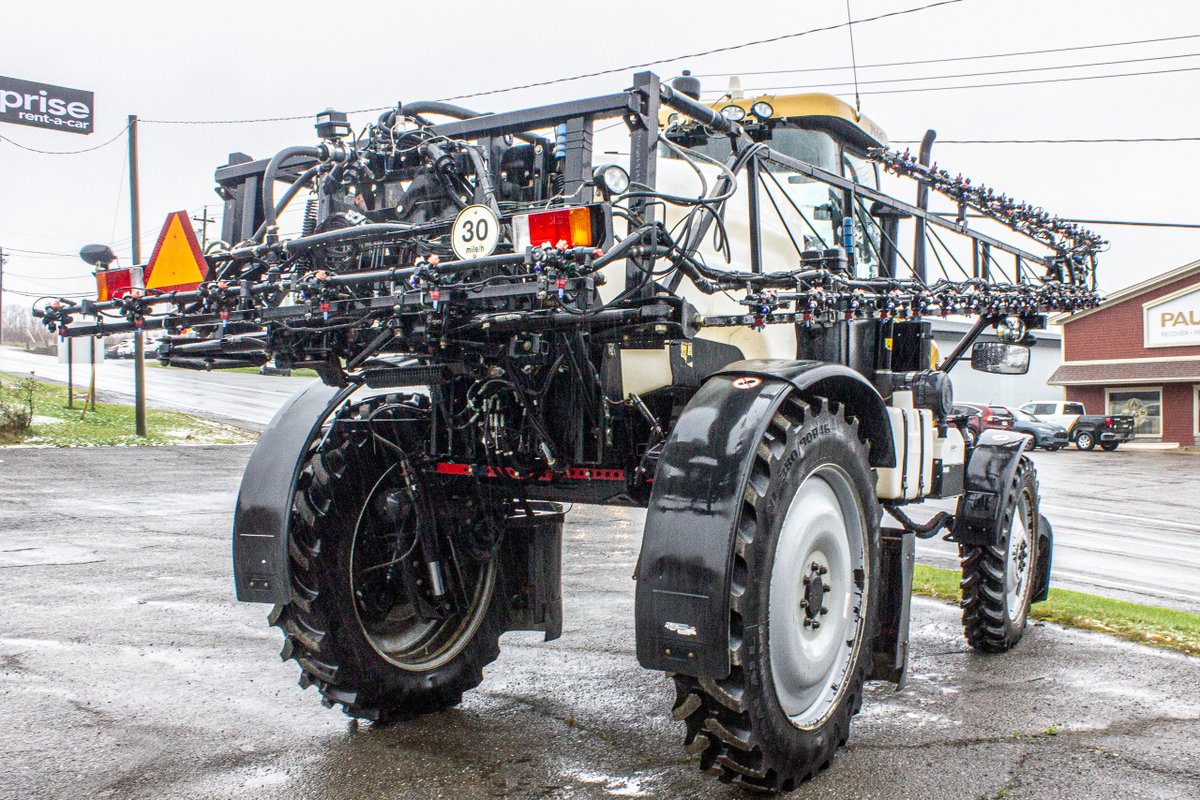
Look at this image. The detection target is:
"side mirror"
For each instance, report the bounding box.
[971,342,1030,375]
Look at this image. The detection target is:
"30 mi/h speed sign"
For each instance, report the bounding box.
[451,205,499,260]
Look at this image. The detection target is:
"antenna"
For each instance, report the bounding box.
[845,0,862,114]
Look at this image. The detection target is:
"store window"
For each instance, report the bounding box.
[1194,386,1200,438]
[1106,387,1162,437]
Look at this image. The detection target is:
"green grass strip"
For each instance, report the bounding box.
[1,372,254,447]
[148,362,319,377]
[913,564,1200,657]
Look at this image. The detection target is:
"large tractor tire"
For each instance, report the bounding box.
[672,395,880,792]
[271,397,506,722]
[959,456,1039,652]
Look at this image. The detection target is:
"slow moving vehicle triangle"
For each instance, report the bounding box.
[144,211,208,293]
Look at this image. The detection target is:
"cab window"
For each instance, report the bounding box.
[842,151,880,190]
[1064,403,1086,415]
[841,151,881,279]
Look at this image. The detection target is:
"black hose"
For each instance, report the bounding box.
[252,164,321,242]
[261,146,320,233]
[381,101,541,145]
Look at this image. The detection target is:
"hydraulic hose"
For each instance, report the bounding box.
[261,146,321,234]
[380,101,541,144]
[252,164,321,242]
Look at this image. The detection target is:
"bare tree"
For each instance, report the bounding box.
[2,301,56,351]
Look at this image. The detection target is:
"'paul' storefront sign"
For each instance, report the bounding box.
[1144,284,1200,348]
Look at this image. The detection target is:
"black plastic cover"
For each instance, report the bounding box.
[952,428,1030,548]
[232,381,352,603]
[635,360,894,678]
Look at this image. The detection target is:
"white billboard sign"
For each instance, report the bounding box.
[1145,285,1200,348]
[57,337,104,364]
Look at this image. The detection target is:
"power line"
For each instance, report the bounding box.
[3,269,93,281]
[0,122,130,155]
[693,32,1200,78]
[936,212,1200,229]
[443,0,963,103]
[732,64,1200,97]
[702,50,1200,94]
[892,136,1200,144]
[3,246,80,257]
[141,0,963,125]
[2,287,92,298]
[1063,218,1200,229]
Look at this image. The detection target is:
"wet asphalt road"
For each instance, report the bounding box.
[2,347,1200,609]
[915,448,1200,613]
[2,446,1199,800]
[5,346,1199,611]
[0,348,309,430]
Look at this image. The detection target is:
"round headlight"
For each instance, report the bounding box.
[719,104,746,122]
[996,315,1027,343]
[750,101,774,120]
[594,163,630,195]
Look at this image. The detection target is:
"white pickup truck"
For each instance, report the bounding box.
[1018,400,1136,451]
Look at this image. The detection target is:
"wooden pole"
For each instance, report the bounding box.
[128,114,146,437]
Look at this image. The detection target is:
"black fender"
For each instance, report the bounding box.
[634,359,892,678]
[233,380,357,603]
[715,359,895,468]
[952,429,1031,548]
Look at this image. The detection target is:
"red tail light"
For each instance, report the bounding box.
[513,204,610,251]
[95,266,144,301]
[1105,416,1113,427]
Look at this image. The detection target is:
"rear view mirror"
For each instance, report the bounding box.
[971,342,1030,375]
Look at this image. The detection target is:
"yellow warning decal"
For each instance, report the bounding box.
[144,211,208,293]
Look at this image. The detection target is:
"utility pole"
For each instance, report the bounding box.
[129,114,146,437]
[0,246,6,346]
[192,206,216,248]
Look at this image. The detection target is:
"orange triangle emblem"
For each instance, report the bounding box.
[144,211,209,293]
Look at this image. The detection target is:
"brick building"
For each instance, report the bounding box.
[1049,259,1200,446]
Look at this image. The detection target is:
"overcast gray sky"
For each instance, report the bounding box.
[2,0,1198,303]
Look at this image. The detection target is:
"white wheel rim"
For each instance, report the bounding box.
[768,465,868,730]
[1005,495,1033,622]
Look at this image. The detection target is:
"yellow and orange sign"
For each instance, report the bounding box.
[144,210,209,293]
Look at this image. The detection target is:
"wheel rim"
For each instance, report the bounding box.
[350,464,495,671]
[768,465,868,730]
[1005,492,1034,623]
[1079,433,1092,448]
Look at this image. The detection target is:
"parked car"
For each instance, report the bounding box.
[1016,400,1086,431]
[1007,406,1069,450]
[1018,400,1136,451]
[951,402,1014,447]
[106,339,135,359]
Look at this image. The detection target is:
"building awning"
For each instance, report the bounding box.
[1048,360,1200,386]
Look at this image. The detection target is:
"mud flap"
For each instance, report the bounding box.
[870,528,915,688]
[502,502,566,641]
